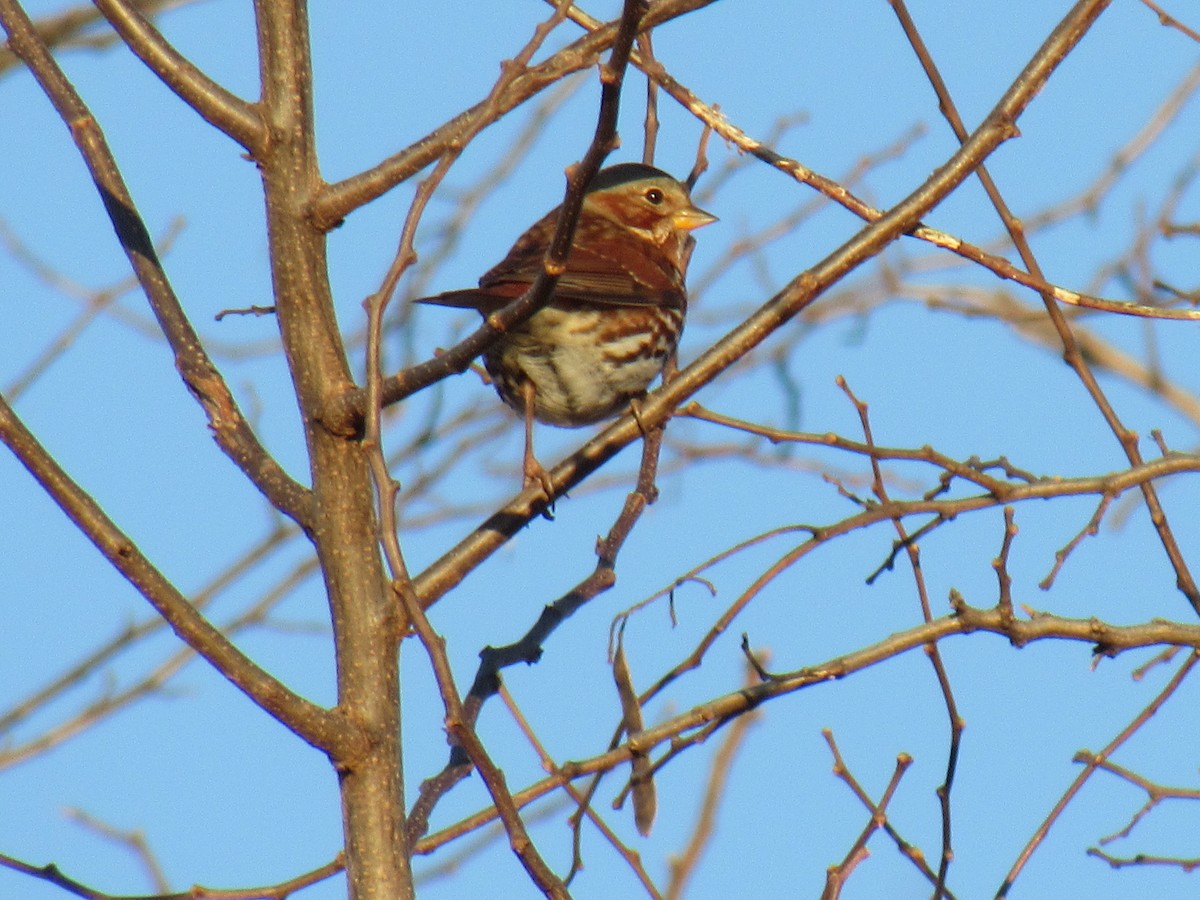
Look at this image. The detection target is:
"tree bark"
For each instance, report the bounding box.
[252,1,411,896]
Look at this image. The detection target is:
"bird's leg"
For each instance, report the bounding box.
[630,350,678,437]
[520,380,555,503]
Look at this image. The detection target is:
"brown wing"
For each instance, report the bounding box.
[480,210,686,309]
[414,207,688,313]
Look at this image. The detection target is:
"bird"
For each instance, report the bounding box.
[416,162,716,498]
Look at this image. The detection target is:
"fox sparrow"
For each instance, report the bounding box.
[417,162,716,494]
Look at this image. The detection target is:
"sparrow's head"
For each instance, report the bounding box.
[584,163,717,243]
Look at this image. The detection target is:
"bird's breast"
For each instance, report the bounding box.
[483,305,683,426]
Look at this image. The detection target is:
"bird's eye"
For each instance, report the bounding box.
[643,188,664,205]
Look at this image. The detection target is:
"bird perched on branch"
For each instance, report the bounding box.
[416,162,716,498]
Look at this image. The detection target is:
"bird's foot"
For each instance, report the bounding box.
[523,454,556,519]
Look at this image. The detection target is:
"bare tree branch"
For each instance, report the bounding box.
[888,0,1198,614]
[0,847,345,900]
[0,0,196,75]
[307,0,720,233]
[413,607,1200,861]
[0,392,352,756]
[0,0,314,527]
[92,0,265,150]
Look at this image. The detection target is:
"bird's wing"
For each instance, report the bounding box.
[414,210,689,312]
[481,213,686,309]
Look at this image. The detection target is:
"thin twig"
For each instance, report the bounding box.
[997,650,1200,896]
[836,376,962,897]
[64,809,171,894]
[1137,0,1200,42]
[499,684,663,898]
[0,848,345,900]
[664,661,761,900]
[821,731,914,900]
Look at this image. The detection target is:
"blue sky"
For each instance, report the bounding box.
[3,1,1200,898]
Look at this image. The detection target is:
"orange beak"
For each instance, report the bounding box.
[673,204,718,231]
